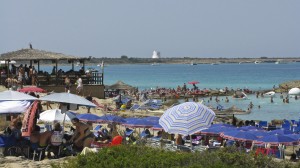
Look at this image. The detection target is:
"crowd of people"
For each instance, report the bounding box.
[3,64,38,90]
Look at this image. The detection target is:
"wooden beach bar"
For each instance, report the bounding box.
[0,48,105,98]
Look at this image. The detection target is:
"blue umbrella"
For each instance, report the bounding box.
[144,116,160,125]
[248,130,269,137]
[285,134,300,141]
[144,116,160,121]
[255,134,298,146]
[124,117,138,122]
[201,126,235,136]
[221,130,258,141]
[98,114,126,123]
[123,118,154,128]
[268,129,293,135]
[237,126,262,131]
[210,123,235,128]
[159,102,215,136]
[151,124,163,131]
[77,113,101,122]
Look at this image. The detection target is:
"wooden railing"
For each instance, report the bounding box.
[37,72,103,86]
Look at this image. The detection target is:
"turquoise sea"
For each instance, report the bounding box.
[42,62,300,122]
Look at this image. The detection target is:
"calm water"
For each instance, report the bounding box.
[41,62,300,122]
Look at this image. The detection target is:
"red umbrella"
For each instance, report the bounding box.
[18,86,47,93]
[188,81,199,85]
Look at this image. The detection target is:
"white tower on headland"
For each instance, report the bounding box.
[152,50,160,59]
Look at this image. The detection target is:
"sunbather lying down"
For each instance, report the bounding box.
[69,118,95,150]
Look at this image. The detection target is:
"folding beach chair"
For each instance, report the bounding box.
[130,104,140,111]
[93,125,102,137]
[140,129,151,139]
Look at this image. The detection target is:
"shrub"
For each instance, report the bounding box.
[56,145,299,168]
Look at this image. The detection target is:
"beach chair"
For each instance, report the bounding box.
[216,104,224,111]
[31,144,49,161]
[140,129,151,139]
[176,145,192,152]
[130,104,140,111]
[258,121,268,128]
[93,125,102,137]
[44,123,53,131]
[125,128,134,137]
[124,128,136,143]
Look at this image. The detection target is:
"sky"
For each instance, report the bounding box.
[0,0,299,58]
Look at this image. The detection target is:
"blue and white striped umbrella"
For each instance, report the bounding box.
[159,102,216,136]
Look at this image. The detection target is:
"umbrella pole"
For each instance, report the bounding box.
[190,135,193,150]
[62,112,67,132]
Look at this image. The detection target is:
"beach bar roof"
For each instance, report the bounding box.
[0,48,87,61]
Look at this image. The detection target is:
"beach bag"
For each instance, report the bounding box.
[51,131,63,146]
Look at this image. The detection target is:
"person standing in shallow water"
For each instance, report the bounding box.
[76,75,83,95]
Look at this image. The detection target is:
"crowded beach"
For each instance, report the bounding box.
[1,79,300,165]
[1,50,300,167]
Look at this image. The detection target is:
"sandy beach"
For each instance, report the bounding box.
[0,84,298,167]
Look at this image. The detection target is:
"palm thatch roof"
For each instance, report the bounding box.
[107,81,134,90]
[0,48,84,61]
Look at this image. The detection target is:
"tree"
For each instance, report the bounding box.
[121,55,128,59]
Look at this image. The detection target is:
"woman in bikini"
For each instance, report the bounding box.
[70,118,95,149]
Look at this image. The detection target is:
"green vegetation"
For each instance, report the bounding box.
[55,145,298,168]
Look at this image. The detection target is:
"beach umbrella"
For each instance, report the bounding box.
[237,126,263,131]
[18,86,46,93]
[201,126,235,136]
[98,114,126,124]
[188,81,199,85]
[248,130,269,137]
[144,116,160,124]
[221,130,258,141]
[268,129,294,135]
[0,100,32,114]
[39,109,76,122]
[210,123,235,128]
[285,134,300,141]
[39,92,96,107]
[0,90,37,101]
[255,134,298,146]
[77,113,101,122]
[159,102,215,136]
[122,118,154,128]
[151,124,163,131]
[288,88,300,95]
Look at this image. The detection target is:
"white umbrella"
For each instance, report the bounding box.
[159,102,216,136]
[39,109,76,122]
[39,92,96,107]
[0,100,31,114]
[0,90,37,101]
[288,88,300,95]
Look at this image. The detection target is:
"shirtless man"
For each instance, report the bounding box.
[29,125,51,146]
[76,75,83,95]
[10,114,21,130]
[30,125,41,146]
[30,125,52,159]
[70,118,94,149]
[64,75,71,92]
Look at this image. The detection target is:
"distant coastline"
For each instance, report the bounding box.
[2,48,300,65]
[86,57,300,65]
